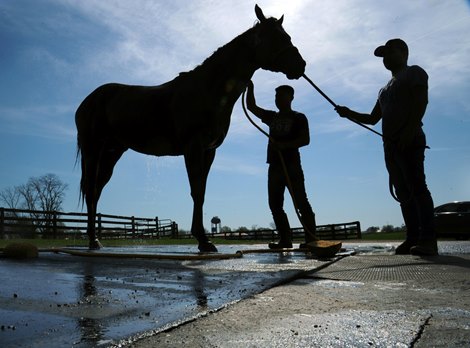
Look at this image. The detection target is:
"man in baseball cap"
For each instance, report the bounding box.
[335,38,438,256]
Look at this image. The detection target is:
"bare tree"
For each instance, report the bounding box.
[0,187,22,232]
[15,174,67,211]
[1,174,68,236]
[26,174,68,212]
[0,186,22,209]
[17,174,68,234]
[17,182,36,211]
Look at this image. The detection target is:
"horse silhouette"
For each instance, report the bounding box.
[75,5,306,252]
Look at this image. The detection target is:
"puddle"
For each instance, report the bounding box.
[343,243,395,254]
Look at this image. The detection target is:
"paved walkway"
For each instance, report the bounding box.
[131,250,470,347]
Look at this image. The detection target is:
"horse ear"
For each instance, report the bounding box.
[255,4,266,22]
[278,15,284,25]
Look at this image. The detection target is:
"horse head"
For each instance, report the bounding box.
[252,5,306,80]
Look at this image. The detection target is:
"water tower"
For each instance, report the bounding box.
[211,216,221,235]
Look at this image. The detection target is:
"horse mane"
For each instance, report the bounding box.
[180,19,275,78]
[194,23,258,71]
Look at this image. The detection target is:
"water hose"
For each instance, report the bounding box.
[302,74,405,203]
[302,74,386,139]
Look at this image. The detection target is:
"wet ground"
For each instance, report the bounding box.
[133,241,470,348]
[0,244,347,347]
[0,241,468,347]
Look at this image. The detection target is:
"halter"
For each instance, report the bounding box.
[261,44,300,72]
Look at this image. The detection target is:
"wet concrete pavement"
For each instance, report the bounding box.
[132,241,470,348]
[1,241,469,347]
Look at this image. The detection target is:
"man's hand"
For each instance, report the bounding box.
[335,105,354,118]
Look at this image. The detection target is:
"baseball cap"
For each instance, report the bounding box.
[374,38,408,57]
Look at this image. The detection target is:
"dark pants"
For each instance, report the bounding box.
[384,132,435,242]
[268,161,316,242]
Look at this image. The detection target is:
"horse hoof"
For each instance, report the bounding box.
[89,239,103,250]
[198,241,218,253]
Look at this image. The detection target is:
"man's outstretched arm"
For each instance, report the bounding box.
[335,101,382,125]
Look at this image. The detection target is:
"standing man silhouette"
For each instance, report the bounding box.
[336,39,437,256]
[246,81,317,249]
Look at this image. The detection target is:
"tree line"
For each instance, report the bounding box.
[0,173,68,234]
[1,173,68,212]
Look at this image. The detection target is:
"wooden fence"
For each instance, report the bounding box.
[222,221,361,241]
[0,207,361,241]
[0,207,177,240]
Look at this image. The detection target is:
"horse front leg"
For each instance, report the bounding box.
[184,147,218,252]
[81,155,103,250]
[85,198,102,250]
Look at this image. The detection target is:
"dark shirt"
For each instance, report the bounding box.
[259,110,308,165]
[378,65,428,142]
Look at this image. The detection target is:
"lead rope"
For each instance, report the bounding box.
[301,74,403,204]
[241,90,317,241]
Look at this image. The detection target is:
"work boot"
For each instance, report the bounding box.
[268,240,293,249]
[271,212,292,249]
[395,240,418,255]
[410,239,438,256]
[299,235,319,249]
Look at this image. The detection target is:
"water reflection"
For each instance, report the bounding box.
[72,256,212,346]
[192,269,208,308]
[76,264,105,346]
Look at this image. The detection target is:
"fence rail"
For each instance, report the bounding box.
[0,207,177,240]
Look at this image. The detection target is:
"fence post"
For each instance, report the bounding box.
[0,207,4,238]
[356,221,362,239]
[171,222,178,238]
[53,211,57,239]
[155,216,159,238]
[97,213,102,239]
[147,219,152,239]
[131,216,136,239]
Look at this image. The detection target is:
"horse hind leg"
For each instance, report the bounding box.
[184,147,218,252]
[81,144,126,249]
[80,155,100,249]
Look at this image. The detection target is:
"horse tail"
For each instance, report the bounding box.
[75,134,85,208]
[75,86,107,208]
[75,98,88,208]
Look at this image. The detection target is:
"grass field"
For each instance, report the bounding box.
[361,231,405,240]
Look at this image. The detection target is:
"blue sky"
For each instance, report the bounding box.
[1,0,469,232]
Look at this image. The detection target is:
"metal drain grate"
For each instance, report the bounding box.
[311,254,470,282]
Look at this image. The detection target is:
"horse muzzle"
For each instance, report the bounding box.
[266,46,306,80]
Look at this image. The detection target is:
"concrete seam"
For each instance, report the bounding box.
[409,314,432,348]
